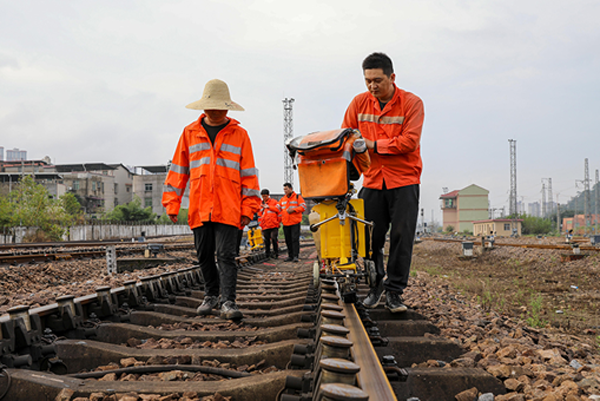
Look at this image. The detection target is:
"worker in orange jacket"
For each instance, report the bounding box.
[162,79,261,320]
[278,183,306,262]
[342,52,424,313]
[258,188,281,259]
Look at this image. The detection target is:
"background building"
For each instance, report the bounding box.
[6,148,27,161]
[473,218,523,237]
[440,184,489,233]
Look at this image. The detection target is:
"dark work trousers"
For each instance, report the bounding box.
[236,229,244,256]
[283,223,301,258]
[193,222,239,303]
[360,184,420,294]
[262,227,279,257]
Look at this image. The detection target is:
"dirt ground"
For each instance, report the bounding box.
[410,237,600,340]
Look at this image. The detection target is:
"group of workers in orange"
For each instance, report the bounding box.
[258,185,306,263]
[161,52,424,320]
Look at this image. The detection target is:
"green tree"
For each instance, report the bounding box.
[2,176,69,240]
[60,192,83,222]
[520,215,554,235]
[103,197,156,222]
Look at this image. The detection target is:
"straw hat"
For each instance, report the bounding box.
[185,79,244,111]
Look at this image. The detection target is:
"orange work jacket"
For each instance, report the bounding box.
[258,197,281,230]
[342,85,424,190]
[162,115,261,229]
[278,192,306,226]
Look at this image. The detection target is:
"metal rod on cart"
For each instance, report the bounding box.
[309,214,340,232]
[347,214,374,227]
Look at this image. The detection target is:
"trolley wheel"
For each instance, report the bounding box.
[313,261,320,286]
[365,260,377,288]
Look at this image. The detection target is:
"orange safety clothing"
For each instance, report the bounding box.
[162,115,261,229]
[342,84,424,190]
[278,192,306,226]
[258,197,281,230]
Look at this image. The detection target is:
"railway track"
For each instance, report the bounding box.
[0,242,511,400]
[0,240,196,265]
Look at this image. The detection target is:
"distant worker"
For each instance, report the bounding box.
[162,79,261,320]
[342,52,424,313]
[258,189,281,259]
[278,183,306,262]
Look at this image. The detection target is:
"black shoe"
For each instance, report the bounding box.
[220,301,243,320]
[385,291,408,313]
[292,257,299,263]
[196,295,219,315]
[284,257,293,262]
[361,283,384,309]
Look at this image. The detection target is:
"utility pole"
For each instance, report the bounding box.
[283,98,295,186]
[556,194,561,233]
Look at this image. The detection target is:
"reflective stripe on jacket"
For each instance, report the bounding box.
[258,197,281,230]
[342,85,424,189]
[278,192,306,226]
[162,115,261,229]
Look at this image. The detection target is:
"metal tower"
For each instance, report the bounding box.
[509,139,517,216]
[542,178,553,217]
[547,178,553,215]
[584,158,591,233]
[541,181,546,218]
[594,170,600,234]
[283,98,295,186]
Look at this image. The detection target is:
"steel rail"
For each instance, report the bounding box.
[343,302,398,400]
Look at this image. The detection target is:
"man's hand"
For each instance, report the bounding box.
[287,206,296,213]
[364,138,375,150]
[240,216,251,226]
[168,214,178,223]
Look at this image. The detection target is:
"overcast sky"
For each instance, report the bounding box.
[1,0,599,224]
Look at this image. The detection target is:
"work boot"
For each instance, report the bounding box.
[220,301,243,320]
[292,257,299,263]
[284,257,293,262]
[385,291,408,313]
[196,296,219,315]
[361,282,384,309]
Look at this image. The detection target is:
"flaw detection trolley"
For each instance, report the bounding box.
[286,128,376,303]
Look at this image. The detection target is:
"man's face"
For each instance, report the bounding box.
[283,186,292,196]
[364,68,396,102]
[204,109,229,125]
[261,194,269,202]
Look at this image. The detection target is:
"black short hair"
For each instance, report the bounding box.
[283,182,293,190]
[260,189,270,195]
[362,52,394,77]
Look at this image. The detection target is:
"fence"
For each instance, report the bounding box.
[0,223,192,244]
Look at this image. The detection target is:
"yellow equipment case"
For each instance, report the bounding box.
[287,129,376,303]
